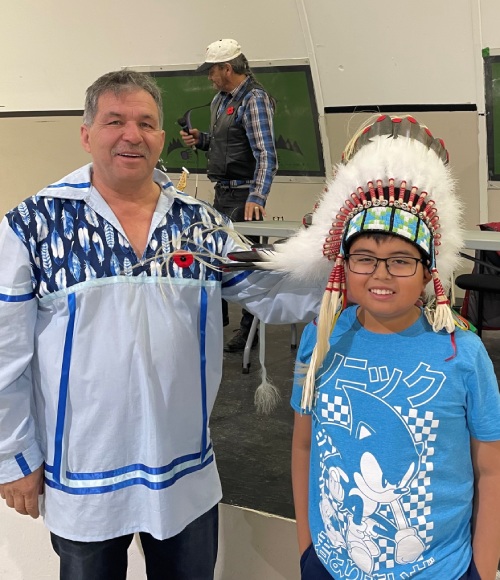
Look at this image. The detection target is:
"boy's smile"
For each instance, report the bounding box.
[345,235,432,334]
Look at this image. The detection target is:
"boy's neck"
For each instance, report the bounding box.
[356,305,422,334]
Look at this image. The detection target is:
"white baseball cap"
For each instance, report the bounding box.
[196,39,242,73]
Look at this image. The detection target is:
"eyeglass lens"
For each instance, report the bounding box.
[348,255,420,276]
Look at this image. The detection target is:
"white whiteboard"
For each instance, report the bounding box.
[303,0,478,107]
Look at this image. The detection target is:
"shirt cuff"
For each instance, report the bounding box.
[247,192,267,206]
[0,441,44,484]
[196,132,210,151]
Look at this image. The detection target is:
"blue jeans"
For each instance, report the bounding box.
[50,503,218,580]
[300,544,481,579]
[300,544,333,579]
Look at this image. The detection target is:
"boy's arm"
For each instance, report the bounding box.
[292,412,312,554]
[471,437,500,579]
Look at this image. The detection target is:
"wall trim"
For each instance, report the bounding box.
[324,104,478,114]
[0,110,83,118]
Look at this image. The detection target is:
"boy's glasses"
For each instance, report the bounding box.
[345,254,424,277]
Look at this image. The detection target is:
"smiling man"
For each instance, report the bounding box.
[0,70,320,579]
[79,77,165,258]
[82,92,164,187]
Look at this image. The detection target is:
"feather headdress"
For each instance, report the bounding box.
[255,115,465,409]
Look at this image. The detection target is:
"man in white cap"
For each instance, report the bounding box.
[181,38,278,352]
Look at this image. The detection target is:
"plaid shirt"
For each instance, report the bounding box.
[197,77,277,206]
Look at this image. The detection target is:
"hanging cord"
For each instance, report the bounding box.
[194,149,199,199]
[254,320,281,414]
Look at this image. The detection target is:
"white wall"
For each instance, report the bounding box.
[0,0,481,111]
[0,0,306,112]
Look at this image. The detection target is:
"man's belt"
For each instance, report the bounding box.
[215,183,250,192]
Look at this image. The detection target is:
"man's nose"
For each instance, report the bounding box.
[122,122,143,143]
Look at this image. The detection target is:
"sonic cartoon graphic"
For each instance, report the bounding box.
[318,386,426,574]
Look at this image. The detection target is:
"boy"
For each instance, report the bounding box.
[262,116,500,578]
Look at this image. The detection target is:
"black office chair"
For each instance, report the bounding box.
[455,250,500,337]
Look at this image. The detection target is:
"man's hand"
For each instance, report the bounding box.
[180,128,200,148]
[245,202,266,221]
[0,464,44,518]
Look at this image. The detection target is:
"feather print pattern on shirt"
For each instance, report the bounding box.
[7,195,231,297]
[18,202,31,226]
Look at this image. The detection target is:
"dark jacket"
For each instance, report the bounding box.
[207,79,265,182]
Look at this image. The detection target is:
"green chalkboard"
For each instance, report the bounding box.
[151,65,325,177]
[485,57,500,180]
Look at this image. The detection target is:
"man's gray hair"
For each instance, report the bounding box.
[83,70,163,127]
[226,54,252,76]
[221,55,275,109]
[224,54,262,89]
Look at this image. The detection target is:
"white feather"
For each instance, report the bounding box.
[78,225,90,255]
[84,260,96,280]
[18,202,31,225]
[258,135,463,299]
[35,211,49,241]
[123,258,133,276]
[51,230,64,262]
[55,268,67,290]
[84,205,100,227]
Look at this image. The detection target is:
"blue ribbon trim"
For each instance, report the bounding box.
[0,292,35,302]
[199,287,209,459]
[46,182,91,189]
[222,270,252,288]
[44,443,213,480]
[52,293,76,484]
[15,452,32,476]
[45,455,214,495]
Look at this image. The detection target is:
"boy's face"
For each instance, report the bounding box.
[345,235,432,333]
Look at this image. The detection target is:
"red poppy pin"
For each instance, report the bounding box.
[226,106,234,115]
[172,251,194,268]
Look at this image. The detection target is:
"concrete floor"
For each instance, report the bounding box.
[212,305,304,519]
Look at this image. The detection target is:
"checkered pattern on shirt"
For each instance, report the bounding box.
[397,406,439,545]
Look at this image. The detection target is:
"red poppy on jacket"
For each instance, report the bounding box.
[172,251,194,268]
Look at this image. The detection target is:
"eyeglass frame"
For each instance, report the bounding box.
[345,253,426,277]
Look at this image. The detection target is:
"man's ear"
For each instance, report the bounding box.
[80,124,91,153]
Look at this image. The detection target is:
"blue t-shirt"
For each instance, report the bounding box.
[291,306,500,579]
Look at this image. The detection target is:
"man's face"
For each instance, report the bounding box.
[80,89,165,191]
[208,64,231,92]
